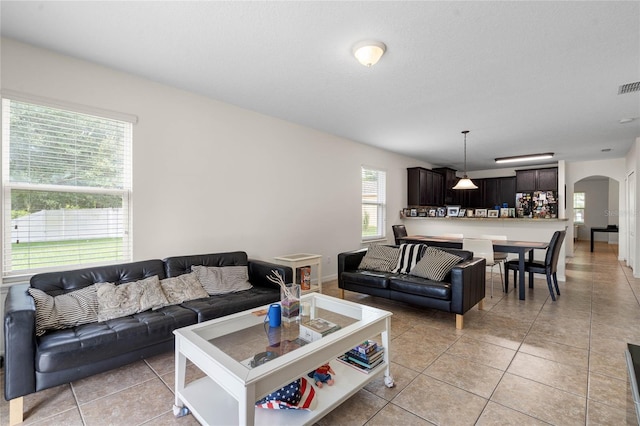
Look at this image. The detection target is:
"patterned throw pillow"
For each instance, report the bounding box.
[409,246,463,281]
[96,275,168,322]
[191,265,253,295]
[358,245,400,272]
[28,285,99,337]
[393,244,426,274]
[157,272,209,308]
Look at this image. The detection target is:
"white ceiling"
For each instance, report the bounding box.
[2,1,639,171]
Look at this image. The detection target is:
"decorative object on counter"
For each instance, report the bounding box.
[410,208,418,217]
[466,209,474,217]
[437,207,446,217]
[500,208,509,218]
[458,209,466,217]
[446,206,460,217]
[509,208,516,218]
[452,130,478,190]
[475,208,487,218]
[268,271,300,323]
[428,209,436,217]
[488,210,499,218]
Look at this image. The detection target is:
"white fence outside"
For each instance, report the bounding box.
[11,208,125,243]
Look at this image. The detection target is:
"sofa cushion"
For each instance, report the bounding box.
[180,287,280,322]
[389,275,451,300]
[35,305,197,373]
[158,272,209,307]
[96,275,168,322]
[409,247,463,281]
[28,285,99,337]
[191,265,253,295]
[358,245,399,272]
[393,244,425,274]
[341,270,392,290]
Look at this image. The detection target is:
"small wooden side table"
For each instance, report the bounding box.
[273,253,322,294]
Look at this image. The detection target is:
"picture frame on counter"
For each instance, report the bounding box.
[437,207,446,217]
[475,208,487,218]
[458,209,466,217]
[500,208,509,218]
[488,209,499,218]
[428,209,436,217]
[446,206,460,217]
[410,208,418,217]
[466,209,474,217]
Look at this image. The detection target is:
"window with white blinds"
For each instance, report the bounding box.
[2,98,133,277]
[361,166,386,240]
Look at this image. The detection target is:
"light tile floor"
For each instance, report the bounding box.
[1,241,639,425]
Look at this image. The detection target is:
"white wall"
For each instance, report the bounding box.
[574,178,618,242]
[565,158,627,261]
[0,38,435,354]
[0,38,432,280]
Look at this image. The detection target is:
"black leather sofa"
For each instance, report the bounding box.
[338,246,486,329]
[4,251,291,423]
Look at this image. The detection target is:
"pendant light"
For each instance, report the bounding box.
[452,130,478,190]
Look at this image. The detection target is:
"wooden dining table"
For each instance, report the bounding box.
[399,235,550,300]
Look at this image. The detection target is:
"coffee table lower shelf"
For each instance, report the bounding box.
[178,360,387,425]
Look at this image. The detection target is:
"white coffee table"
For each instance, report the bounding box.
[173,293,393,426]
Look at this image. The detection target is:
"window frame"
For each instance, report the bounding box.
[2,95,135,279]
[573,191,585,224]
[361,166,387,241]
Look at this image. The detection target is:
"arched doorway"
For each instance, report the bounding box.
[573,176,620,253]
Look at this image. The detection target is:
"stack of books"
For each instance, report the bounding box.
[299,318,340,342]
[337,340,385,374]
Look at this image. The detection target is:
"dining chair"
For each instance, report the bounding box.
[505,230,566,301]
[463,238,502,297]
[392,225,408,245]
[481,234,509,282]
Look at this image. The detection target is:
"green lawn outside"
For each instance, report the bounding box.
[11,238,125,270]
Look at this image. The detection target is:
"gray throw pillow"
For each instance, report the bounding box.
[157,272,209,307]
[358,245,400,272]
[409,247,463,281]
[28,285,99,337]
[191,265,253,295]
[96,275,168,322]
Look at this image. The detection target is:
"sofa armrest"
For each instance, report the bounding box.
[337,249,368,288]
[449,257,486,315]
[248,259,293,289]
[4,284,37,400]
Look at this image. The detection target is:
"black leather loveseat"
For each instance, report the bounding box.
[338,246,485,329]
[4,251,291,424]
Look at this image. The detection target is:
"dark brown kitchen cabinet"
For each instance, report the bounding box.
[434,167,463,205]
[516,167,558,192]
[407,167,444,206]
[463,179,485,208]
[485,177,516,208]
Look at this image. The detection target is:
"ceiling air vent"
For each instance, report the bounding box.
[618,81,640,95]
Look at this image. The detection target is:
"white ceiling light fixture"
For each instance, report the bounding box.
[494,153,555,164]
[353,40,386,67]
[452,130,478,190]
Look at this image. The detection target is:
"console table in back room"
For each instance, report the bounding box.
[590,225,618,252]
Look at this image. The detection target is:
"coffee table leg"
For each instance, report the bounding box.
[382,318,394,388]
[174,347,188,416]
[239,384,256,426]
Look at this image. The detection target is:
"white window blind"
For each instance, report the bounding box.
[2,98,133,277]
[361,166,386,240]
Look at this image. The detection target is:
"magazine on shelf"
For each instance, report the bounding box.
[336,353,384,374]
[299,318,340,342]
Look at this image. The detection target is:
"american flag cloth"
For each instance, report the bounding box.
[256,378,317,410]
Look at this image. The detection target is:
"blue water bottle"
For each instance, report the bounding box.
[267,304,281,327]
